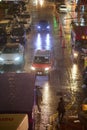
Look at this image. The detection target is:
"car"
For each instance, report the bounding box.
[0,20,12,35]
[10,25,26,45]
[18,20,31,32]
[59,4,67,13]
[70,0,75,5]
[0,43,24,65]
[7,2,21,15]
[31,49,52,77]
[0,27,7,46]
[37,20,50,32]
[4,15,14,21]
[0,19,11,27]
[18,12,32,26]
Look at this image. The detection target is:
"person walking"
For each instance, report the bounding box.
[57,97,66,123]
[36,86,42,113]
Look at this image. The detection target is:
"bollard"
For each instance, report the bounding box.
[59,24,62,31]
[46,124,53,130]
[59,24,63,37]
[57,15,59,23]
[61,39,66,48]
[60,29,62,37]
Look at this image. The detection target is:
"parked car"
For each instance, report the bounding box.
[10,25,26,45]
[0,43,24,65]
[4,15,14,21]
[18,12,32,26]
[0,20,12,35]
[0,27,7,46]
[70,0,75,5]
[18,20,31,32]
[59,4,67,13]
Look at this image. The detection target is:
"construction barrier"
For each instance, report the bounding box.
[61,39,66,48]
[84,57,87,68]
[46,113,59,130]
[49,113,58,125]
[56,15,59,23]
[59,24,63,37]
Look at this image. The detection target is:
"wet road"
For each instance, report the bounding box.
[29,3,83,130]
[28,4,85,130]
[0,2,86,130]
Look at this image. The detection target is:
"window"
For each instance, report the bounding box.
[34,56,50,64]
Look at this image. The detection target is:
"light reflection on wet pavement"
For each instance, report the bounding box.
[35,57,84,130]
[0,3,86,130]
[34,21,84,130]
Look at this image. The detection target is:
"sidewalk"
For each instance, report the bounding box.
[60,116,83,130]
[45,113,83,130]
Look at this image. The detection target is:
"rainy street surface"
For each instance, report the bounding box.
[0,2,86,130]
[31,3,85,130]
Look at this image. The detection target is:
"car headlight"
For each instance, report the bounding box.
[0,57,4,61]
[6,28,8,31]
[74,52,78,58]
[47,26,50,29]
[15,56,21,61]
[45,67,50,71]
[38,26,41,29]
[31,66,36,70]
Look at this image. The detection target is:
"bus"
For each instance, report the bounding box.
[70,16,87,62]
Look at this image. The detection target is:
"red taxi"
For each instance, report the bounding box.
[31,50,52,77]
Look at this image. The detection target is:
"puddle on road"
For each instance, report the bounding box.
[35,75,49,87]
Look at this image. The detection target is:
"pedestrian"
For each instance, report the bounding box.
[57,97,65,123]
[36,86,42,113]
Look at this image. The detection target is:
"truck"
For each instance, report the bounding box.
[71,19,87,62]
[0,72,36,130]
[0,114,28,130]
